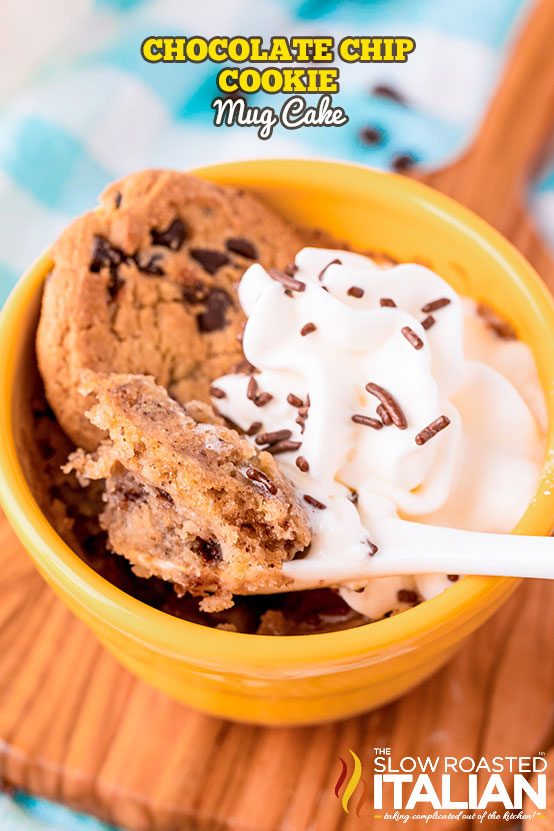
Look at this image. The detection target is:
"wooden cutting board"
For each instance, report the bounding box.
[1,2,554,829]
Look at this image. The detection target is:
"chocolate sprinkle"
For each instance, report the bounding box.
[255,429,292,446]
[287,393,304,408]
[401,326,424,350]
[269,268,305,293]
[377,404,392,426]
[447,574,460,582]
[348,490,358,504]
[210,386,226,399]
[254,392,273,407]
[246,421,262,436]
[352,414,383,430]
[268,439,302,455]
[247,376,258,401]
[380,297,396,308]
[397,588,418,604]
[347,286,365,298]
[151,218,187,251]
[421,297,451,313]
[190,248,230,275]
[421,315,435,331]
[225,237,258,259]
[365,382,407,430]
[245,466,277,495]
[295,395,310,434]
[415,415,450,446]
[296,456,309,472]
[300,322,317,336]
[304,494,327,510]
[318,258,342,282]
[367,540,379,556]
[114,192,122,209]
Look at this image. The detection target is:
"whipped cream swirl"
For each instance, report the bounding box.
[212,248,546,618]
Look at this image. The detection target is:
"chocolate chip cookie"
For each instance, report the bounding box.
[37,169,305,449]
[65,373,311,611]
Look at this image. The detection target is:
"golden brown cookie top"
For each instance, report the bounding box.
[37,169,304,449]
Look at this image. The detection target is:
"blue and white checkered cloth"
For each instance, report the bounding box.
[1,0,553,828]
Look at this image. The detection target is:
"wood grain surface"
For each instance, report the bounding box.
[1,1,554,829]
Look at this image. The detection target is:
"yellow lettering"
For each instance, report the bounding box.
[217,68,239,92]
[141,37,163,63]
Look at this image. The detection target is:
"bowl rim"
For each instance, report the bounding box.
[1,157,554,669]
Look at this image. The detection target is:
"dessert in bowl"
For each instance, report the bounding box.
[1,159,553,725]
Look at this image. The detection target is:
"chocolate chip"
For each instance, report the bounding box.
[90,235,125,273]
[114,192,122,209]
[182,281,209,304]
[151,218,187,251]
[373,84,407,105]
[107,272,125,299]
[225,237,258,260]
[135,252,165,276]
[192,537,222,562]
[360,126,385,145]
[391,153,418,172]
[196,288,234,333]
[190,248,230,275]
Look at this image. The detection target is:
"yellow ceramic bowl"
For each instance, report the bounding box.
[1,159,554,726]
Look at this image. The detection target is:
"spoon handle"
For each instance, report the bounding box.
[367,518,554,580]
[282,518,554,590]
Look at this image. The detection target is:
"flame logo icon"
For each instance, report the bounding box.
[334,750,368,816]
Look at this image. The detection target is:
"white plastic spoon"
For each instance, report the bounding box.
[278,517,554,591]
